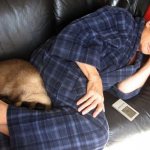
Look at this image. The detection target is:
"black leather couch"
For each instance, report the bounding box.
[0,0,150,149]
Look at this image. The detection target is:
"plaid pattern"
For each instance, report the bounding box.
[7,107,108,150]
[49,5,145,99]
[1,6,145,150]
[0,134,10,150]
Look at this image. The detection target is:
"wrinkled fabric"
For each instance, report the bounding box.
[0,133,10,150]
[2,6,145,150]
[49,5,145,99]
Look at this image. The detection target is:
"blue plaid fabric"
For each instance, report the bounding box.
[1,6,145,150]
[49,5,145,99]
[0,133,10,150]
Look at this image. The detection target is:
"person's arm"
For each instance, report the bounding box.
[117,57,150,93]
[0,100,9,136]
[75,61,101,80]
[75,61,105,118]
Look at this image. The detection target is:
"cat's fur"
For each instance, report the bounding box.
[0,59,51,110]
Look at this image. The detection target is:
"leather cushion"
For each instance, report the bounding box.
[104,78,150,147]
[0,0,54,60]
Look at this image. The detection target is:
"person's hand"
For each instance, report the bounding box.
[143,56,150,74]
[148,57,150,75]
[0,100,8,106]
[0,100,9,136]
[76,76,105,118]
[146,56,150,64]
[0,100,8,125]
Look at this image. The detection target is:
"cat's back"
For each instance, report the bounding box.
[0,59,42,96]
[0,59,37,72]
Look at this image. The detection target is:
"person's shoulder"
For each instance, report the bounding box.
[96,5,133,19]
[97,5,131,15]
[96,6,135,26]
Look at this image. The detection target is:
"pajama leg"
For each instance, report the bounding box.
[7,105,109,150]
[0,133,10,150]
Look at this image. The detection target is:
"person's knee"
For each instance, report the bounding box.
[79,112,109,149]
[101,118,109,147]
[100,123,109,149]
[96,114,109,149]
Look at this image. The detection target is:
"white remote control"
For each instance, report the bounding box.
[112,99,139,121]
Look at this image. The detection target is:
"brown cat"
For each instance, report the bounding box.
[0,59,51,110]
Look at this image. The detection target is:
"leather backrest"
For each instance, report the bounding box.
[0,0,54,60]
[0,0,149,60]
[54,0,150,32]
